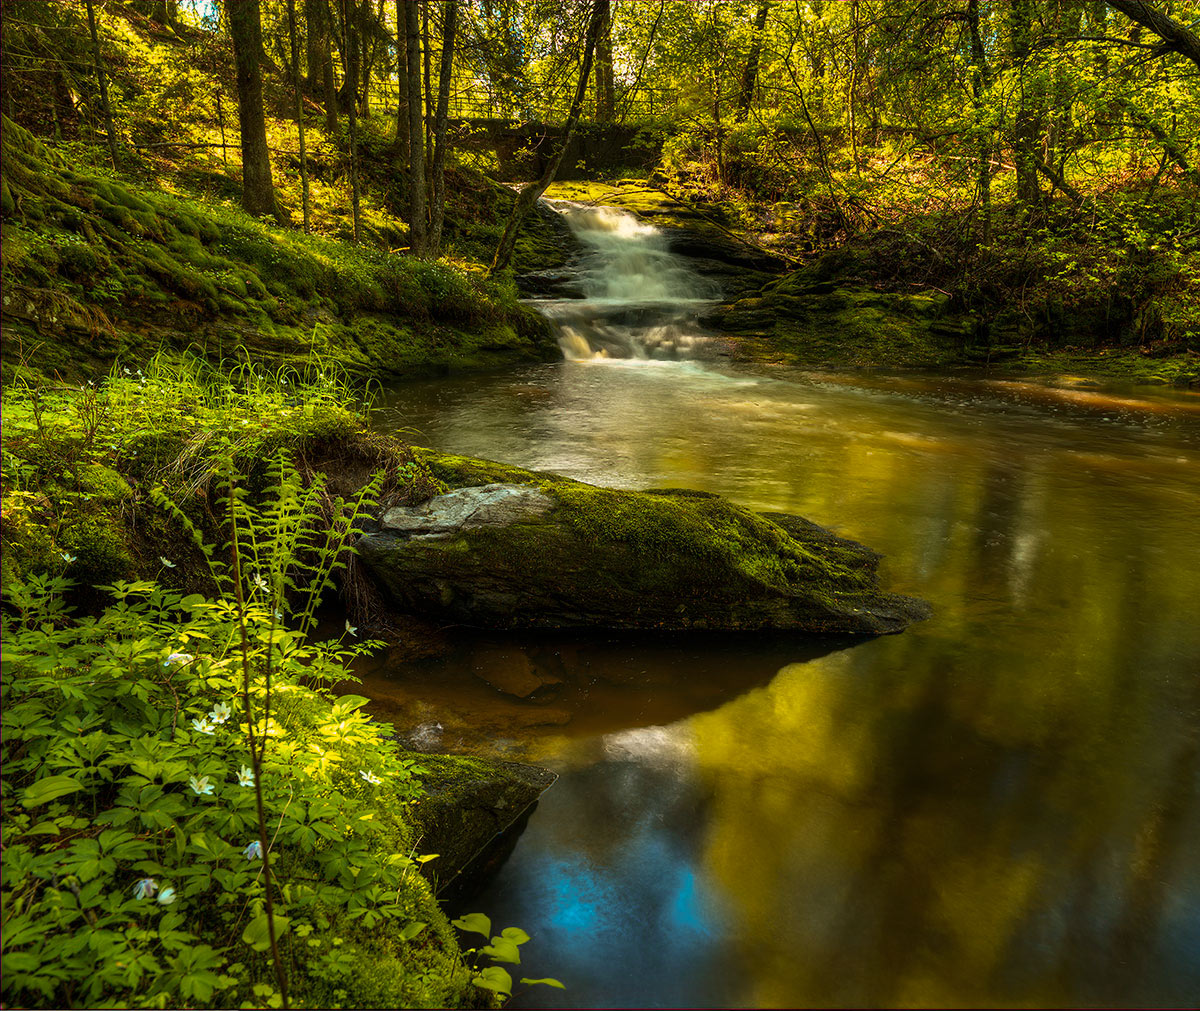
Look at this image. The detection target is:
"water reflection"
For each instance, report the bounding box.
[374,364,1200,1008]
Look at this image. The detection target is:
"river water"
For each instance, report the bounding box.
[367,205,1200,1008]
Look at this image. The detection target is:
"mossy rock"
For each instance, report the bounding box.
[408,751,556,895]
[359,453,930,634]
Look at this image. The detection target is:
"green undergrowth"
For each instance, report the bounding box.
[1,573,477,1009]
[1,383,558,1007]
[0,117,556,383]
[0,353,444,600]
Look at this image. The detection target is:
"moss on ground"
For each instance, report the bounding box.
[0,118,558,384]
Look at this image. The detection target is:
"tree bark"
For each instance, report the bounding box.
[339,0,363,241]
[491,0,607,273]
[595,2,615,121]
[405,0,428,255]
[1008,0,1042,214]
[84,0,120,168]
[1106,0,1200,70]
[429,1,458,256]
[967,0,991,239]
[228,0,283,222]
[393,0,410,207]
[305,0,323,90]
[287,0,311,232]
[736,0,771,122]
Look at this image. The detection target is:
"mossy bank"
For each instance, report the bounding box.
[0,118,559,384]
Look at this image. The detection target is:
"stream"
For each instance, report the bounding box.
[366,204,1200,1008]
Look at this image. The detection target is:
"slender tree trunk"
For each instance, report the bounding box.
[229,0,283,222]
[491,0,607,273]
[1009,0,1042,215]
[84,0,120,168]
[429,1,458,256]
[594,2,615,121]
[322,2,339,133]
[736,0,770,122]
[339,0,362,241]
[305,0,323,90]
[393,0,410,207]
[405,0,428,254]
[422,0,433,177]
[967,0,991,239]
[287,0,311,232]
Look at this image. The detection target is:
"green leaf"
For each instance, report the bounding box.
[399,921,427,941]
[521,977,566,989]
[472,966,513,996]
[481,937,522,964]
[242,912,290,952]
[21,775,84,808]
[450,912,491,938]
[500,926,531,945]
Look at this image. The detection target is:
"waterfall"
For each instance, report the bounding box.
[535,201,719,361]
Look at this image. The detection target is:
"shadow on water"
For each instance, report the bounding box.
[356,629,861,760]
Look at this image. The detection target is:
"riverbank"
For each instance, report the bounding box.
[0,359,564,1008]
[1,118,563,385]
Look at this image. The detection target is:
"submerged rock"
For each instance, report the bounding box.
[358,453,931,634]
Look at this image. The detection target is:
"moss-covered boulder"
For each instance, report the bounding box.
[409,752,556,896]
[358,453,930,634]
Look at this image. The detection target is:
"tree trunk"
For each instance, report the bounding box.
[1008,0,1042,214]
[491,0,607,273]
[1106,0,1200,70]
[84,0,120,168]
[393,0,410,207]
[305,0,324,91]
[429,1,458,256]
[405,0,428,254]
[736,0,770,122]
[967,0,991,239]
[595,2,615,121]
[422,1,433,175]
[339,0,362,241]
[228,0,282,222]
[287,0,311,232]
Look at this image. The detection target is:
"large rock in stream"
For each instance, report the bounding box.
[358,451,930,634]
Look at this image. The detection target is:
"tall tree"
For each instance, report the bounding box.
[429,1,459,256]
[286,0,311,232]
[338,0,363,241]
[491,0,608,273]
[594,1,615,121]
[393,0,410,205]
[967,0,992,238]
[1008,0,1042,213]
[736,0,771,121]
[228,0,283,222]
[84,0,120,167]
[405,0,428,255]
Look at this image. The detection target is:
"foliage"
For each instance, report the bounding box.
[0,445,495,1008]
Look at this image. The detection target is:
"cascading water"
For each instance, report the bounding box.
[532,201,720,360]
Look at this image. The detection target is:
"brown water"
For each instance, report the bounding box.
[366,359,1200,1008]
